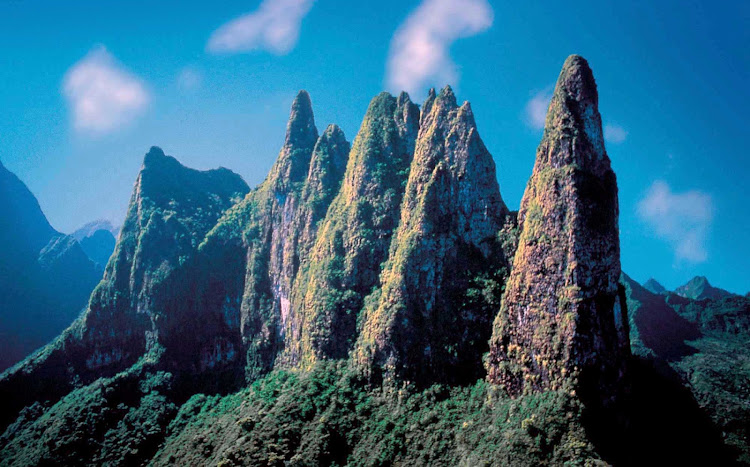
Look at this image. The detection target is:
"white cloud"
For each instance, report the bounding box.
[177,67,203,91]
[524,88,552,130]
[207,0,314,54]
[62,46,149,134]
[637,180,713,263]
[604,123,628,144]
[386,0,493,95]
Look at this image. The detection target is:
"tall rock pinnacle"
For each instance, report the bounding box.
[486,55,629,403]
[354,86,508,385]
[268,90,319,193]
[287,92,419,367]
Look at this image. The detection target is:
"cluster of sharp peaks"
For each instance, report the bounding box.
[0,55,629,430]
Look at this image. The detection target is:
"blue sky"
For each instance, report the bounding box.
[0,0,747,293]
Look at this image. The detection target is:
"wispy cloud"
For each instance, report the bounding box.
[637,180,713,263]
[386,0,493,95]
[604,123,628,144]
[177,67,203,92]
[62,46,149,134]
[524,88,552,130]
[207,0,314,54]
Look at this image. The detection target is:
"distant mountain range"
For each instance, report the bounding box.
[73,220,118,268]
[0,55,747,465]
[642,276,736,300]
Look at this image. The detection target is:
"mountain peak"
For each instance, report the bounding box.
[436,85,457,109]
[675,276,732,301]
[143,146,167,167]
[396,91,412,107]
[544,54,606,169]
[487,55,628,405]
[643,278,667,295]
[285,90,318,150]
[557,54,598,104]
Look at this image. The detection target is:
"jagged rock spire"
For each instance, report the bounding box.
[353,87,507,385]
[286,90,317,148]
[269,90,319,192]
[486,55,629,404]
[287,91,419,367]
[299,124,350,229]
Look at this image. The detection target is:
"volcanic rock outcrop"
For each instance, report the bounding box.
[287,92,419,366]
[354,86,509,385]
[486,55,630,403]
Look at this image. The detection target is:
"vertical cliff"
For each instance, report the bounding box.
[193,92,351,380]
[486,55,629,404]
[354,86,509,385]
[288,92,419,366]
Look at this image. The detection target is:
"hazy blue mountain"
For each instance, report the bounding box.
[0,161,102,371]
[675,276,734,301]
[73,221,117,268]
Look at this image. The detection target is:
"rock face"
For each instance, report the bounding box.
[486,55,629,403]
[675,276,733,301]
[83,147,249,373]
[190,92,351,380]
[287,92,419,366]
[354,86,509,385]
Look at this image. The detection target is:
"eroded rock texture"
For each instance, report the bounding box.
[288,92,419,366]
[0,146,249,427]
[486,55,630,404]
[198,91,350,379]
[354,86,508,385]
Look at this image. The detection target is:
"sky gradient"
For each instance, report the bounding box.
[0,0,747,293]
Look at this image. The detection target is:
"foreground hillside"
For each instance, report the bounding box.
[0,56,747,466]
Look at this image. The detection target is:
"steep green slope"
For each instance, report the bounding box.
[151,363,599,466]
[288,92,419,366]
[621,273,701,360]
[354,86,509,386]
[0,147,249,431]
[192,91,351,380]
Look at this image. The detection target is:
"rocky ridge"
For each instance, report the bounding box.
[353,86,509,385]
[0,56,668,465]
